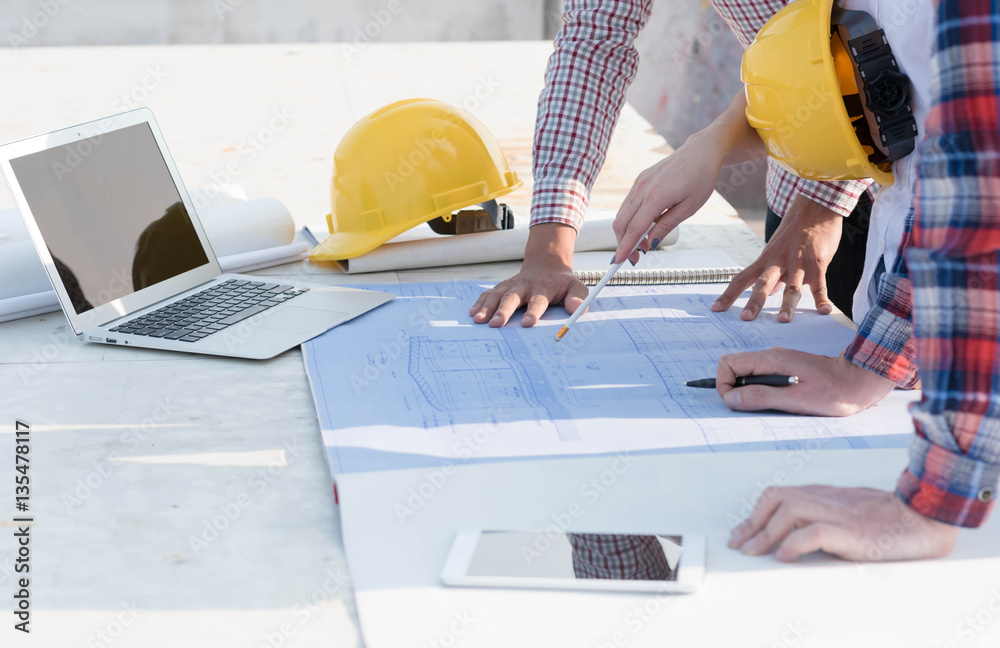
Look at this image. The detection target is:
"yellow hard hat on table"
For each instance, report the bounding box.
[309,98,521,261]
[741,0,917,186]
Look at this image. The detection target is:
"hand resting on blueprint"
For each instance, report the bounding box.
[470,222,589,327]
[715,348,896,416]
[711,194,843,323]
[728,486,960,562]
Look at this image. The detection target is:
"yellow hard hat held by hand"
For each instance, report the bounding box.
[309,98,522,262]
[742,0,917,186]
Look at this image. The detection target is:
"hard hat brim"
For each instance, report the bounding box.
[309,179,522,262]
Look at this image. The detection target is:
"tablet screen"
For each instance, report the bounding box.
[466,531,684,582]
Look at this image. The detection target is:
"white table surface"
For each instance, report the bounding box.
[338,449,1000,648]
[0,42,762,648]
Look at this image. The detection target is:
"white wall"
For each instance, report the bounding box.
[2,0,764,207]
[1,0,558,46]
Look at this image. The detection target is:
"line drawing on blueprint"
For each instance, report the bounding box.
[401,287,858,451]
[304,281,911,475]
[407,335,583,441]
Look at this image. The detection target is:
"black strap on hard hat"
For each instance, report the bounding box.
[831,5,917,164]
[426,200,515,236]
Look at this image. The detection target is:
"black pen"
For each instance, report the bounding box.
[684,375,799,389]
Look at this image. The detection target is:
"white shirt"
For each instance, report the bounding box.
[842,0,933,321]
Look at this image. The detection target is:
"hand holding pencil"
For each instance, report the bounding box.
[555,221,658,342]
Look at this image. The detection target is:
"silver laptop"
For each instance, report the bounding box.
[0,108,393,359]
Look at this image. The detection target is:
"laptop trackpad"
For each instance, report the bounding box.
[261,306,348,334]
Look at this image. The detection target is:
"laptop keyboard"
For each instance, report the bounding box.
[108,279,309,343]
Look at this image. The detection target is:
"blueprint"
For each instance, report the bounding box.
[303,281,916,475]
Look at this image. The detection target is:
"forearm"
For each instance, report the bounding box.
[901,0,1000,527]
[684,91,766,168]
[899,253,1000,528]
[530,0,652,230]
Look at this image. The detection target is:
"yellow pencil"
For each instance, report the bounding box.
[555,221,658,342]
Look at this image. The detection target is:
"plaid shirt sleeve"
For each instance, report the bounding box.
[529,0,652,230]
[769,170,872,218]
[893,0,1000,528]
[843,206,920,389]
[711,0,870,218]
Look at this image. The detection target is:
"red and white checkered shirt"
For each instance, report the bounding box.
[529,0,871,230]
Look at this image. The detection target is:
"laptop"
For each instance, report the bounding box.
[0,108,393,359]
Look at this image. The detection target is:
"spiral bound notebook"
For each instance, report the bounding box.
[574,265,743,286]
[571,249,743,286]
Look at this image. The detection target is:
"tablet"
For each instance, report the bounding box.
[441,529,705,593]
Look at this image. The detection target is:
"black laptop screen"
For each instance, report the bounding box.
[10,123,210,314]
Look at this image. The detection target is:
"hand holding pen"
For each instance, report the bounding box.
[685,375,799,389]
[712,348,896,417]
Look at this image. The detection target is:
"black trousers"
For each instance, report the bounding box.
[763,190,872,321]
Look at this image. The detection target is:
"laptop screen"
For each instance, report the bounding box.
[9,122,210,314]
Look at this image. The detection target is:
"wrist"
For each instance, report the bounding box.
[837,354,895,405]
[524,222,577,268]
[793,194,843,226]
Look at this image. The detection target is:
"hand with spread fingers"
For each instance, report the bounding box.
[713,194,843,323]
[470,222,589,328]
[716,347,895,416]
[728,485,960,562]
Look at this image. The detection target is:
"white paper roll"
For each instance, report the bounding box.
[339,210,679,274]
[198,197,296,258]
[0,241,53,300]
[0,208,30,245]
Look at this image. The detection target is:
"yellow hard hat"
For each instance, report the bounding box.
[309,98,522,261]
[742,0,917,186]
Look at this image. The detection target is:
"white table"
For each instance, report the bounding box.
[0,43,760,648]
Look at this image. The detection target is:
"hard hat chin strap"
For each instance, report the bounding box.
[832,4,917,165]
[426,200,516,236]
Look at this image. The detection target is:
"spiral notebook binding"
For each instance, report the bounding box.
[573,266,744,287]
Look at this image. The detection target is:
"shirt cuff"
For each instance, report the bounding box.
[795,179,871,218]
[529,177,589,231]
[843,302,920,389]
[897,434,1000,528]
[844,270,918,387]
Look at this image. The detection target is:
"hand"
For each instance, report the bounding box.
[713,194,843,323]
[470,222,588,327]
[716,348,895,416]
[611,90,767,265]
[612,129,726,265]
[728,486,960,562]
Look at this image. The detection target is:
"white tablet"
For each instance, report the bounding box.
[441,529,705,593]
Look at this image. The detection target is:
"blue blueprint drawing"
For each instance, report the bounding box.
[303,281,915,475]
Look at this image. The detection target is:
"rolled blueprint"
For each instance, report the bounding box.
[336,210,680,274]
[0,241,52,300]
